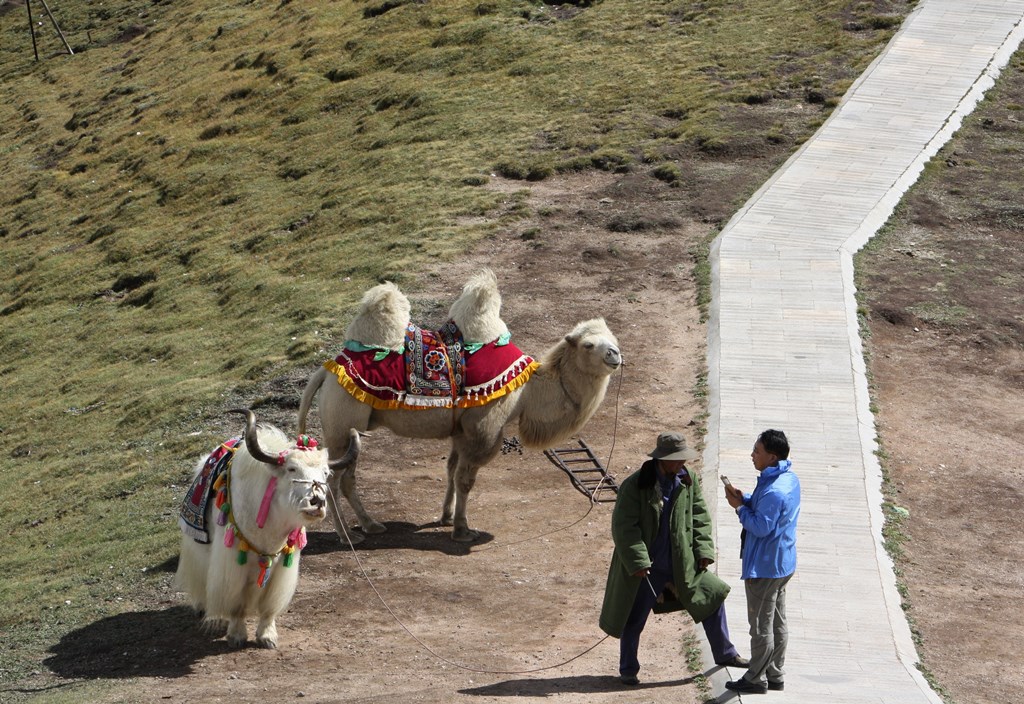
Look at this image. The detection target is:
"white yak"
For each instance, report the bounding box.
[298,271,621,543]
[175,409,359,648]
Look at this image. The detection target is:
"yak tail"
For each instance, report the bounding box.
[297,366,327,435]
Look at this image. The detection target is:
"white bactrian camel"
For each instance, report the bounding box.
[298,270,621,543]
[175,409,359,648]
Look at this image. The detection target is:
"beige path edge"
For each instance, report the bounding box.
[701,1,1024,702]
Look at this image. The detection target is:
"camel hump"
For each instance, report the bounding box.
[448,268,510,344]
[344,281,410,351]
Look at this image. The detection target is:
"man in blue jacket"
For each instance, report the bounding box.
[724,429,801,694]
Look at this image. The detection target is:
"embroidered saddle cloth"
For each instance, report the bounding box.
[324,320,538,410]
[178,438,239,543]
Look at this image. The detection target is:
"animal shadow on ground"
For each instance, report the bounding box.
[459,674,698,696]
[43,605,234,680]
[302,521,494,557]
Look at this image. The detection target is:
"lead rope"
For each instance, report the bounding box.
[326,487,609,674]
[475,362,625,552]
[323,364,626,674]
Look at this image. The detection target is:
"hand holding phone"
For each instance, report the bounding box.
[720,475,732,488]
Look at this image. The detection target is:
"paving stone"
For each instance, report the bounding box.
[702,1,1024,701]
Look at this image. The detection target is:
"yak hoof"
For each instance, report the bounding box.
[255,635,278,649]
[451,527,480,543]
[227,634,247,648]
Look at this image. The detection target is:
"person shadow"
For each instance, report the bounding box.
[459,674,700,696]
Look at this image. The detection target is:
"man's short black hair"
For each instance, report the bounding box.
[758,429,790,460]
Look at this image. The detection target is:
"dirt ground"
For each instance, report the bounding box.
[38,121,1021,704]
[49,172,717,704]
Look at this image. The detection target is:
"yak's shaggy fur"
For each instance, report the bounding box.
[175,415,356,648]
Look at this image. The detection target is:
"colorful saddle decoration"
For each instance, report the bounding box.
[324,320,539,410]
[179,438,240,544]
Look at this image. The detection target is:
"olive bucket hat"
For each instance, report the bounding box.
[648,431,700,461]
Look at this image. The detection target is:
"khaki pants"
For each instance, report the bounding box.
[743,573,793,685]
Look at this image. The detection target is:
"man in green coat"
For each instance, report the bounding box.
[600,431,747,685]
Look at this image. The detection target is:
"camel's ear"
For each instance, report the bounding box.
[564,332,579,347]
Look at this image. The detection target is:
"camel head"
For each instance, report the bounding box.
[517,318,621,449]
[561,318,622,376]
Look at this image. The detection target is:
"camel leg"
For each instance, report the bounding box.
[339,468,386,534]
[450,460,482,543]
[440,446,460,526]
[449,435,502,542]
[327,468,365,546]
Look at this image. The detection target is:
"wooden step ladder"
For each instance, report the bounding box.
[544,439,619,503]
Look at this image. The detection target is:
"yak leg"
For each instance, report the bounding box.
[226,607,248,648]
[255,616,279,649]
[440,447,460,526]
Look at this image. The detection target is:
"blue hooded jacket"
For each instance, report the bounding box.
[737,459,800,579]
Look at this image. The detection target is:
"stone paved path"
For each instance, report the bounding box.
[702,1,1024,701]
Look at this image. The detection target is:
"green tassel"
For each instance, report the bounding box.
[283,551,294,568]
[237,549,247,565]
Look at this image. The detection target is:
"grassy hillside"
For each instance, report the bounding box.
[0,0,911,685]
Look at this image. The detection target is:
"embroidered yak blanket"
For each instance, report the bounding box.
[178,438,239,543]
[324,320,539,410]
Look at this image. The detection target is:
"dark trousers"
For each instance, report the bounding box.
[619,568,739,677]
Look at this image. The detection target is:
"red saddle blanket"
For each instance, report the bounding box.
[324,321,538,410]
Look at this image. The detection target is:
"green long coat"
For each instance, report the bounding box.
[599,460,731,637]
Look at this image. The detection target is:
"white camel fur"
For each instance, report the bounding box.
[175,409,359,648]
[344,280,410,352]
[448,269,509,344]
[297,270,621,543]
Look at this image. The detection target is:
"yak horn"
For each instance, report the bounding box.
[229,408,280,466]
[328,428,362,470]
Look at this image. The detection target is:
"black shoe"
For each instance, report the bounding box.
[725,678,768,694]
[716,655,751,668]
[767,680,784,691]
[620,674,639,686]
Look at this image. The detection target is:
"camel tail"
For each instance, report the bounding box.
[297,366,328,435]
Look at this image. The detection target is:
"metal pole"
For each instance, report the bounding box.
[36,0,74,55]
[26,0,39,61]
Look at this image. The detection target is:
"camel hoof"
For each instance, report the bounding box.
[451,527,480,543]
[338,528,366,546]
[439,515,454,527]
[360,520,387,535]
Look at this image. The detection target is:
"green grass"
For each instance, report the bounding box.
[1,0,913,688]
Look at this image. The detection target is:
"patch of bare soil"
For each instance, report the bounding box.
[75,171,715,703]
[858,56,1024,704]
